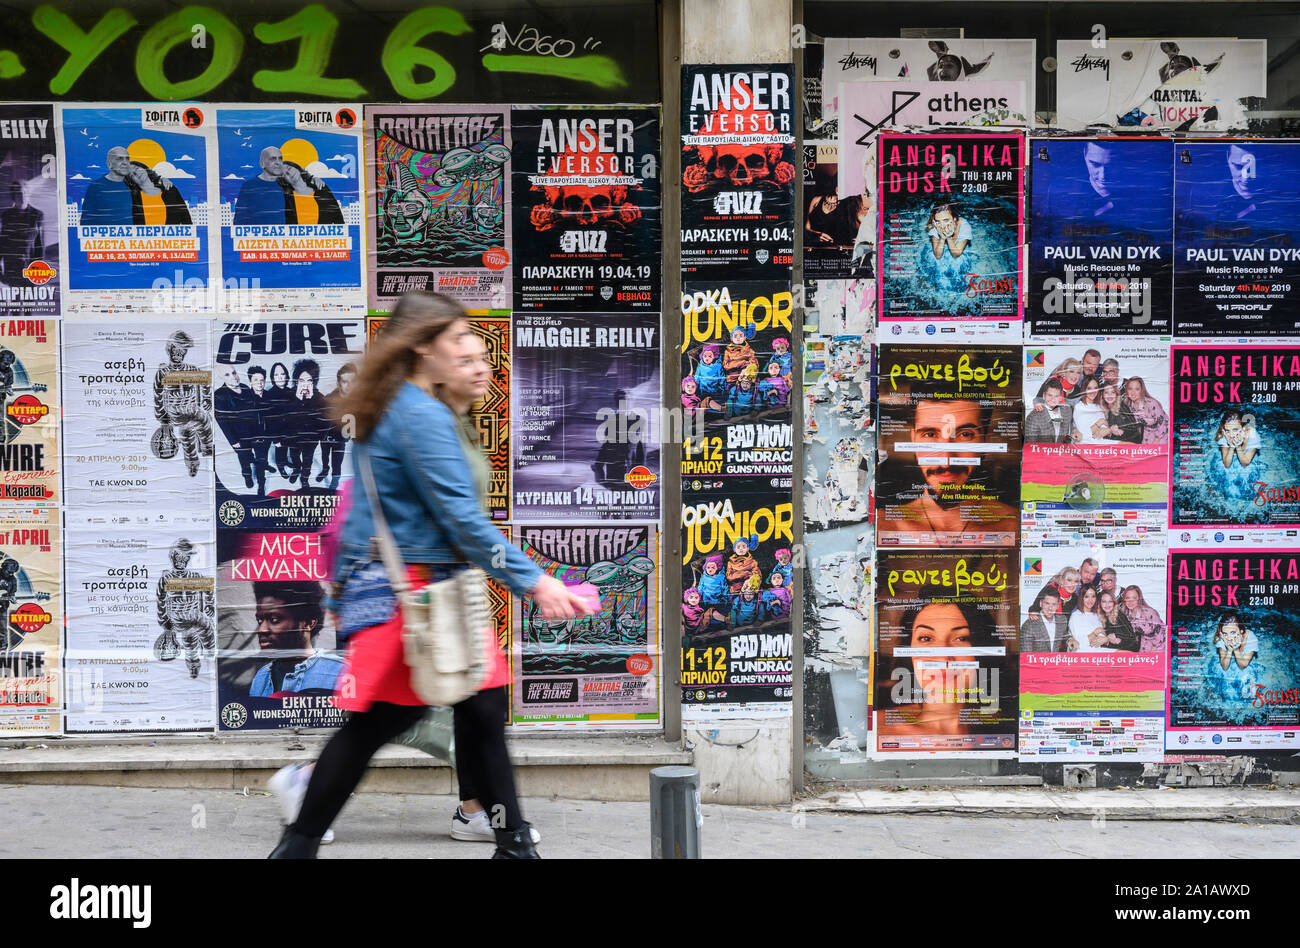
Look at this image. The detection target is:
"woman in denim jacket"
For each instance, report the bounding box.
[270,292,592,859]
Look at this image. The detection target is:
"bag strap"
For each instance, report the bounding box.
[357,445,412,598]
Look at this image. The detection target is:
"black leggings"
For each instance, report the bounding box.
[292,688,523,838]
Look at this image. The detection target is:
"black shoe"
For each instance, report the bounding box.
[268,825,320,859]
[243,473,254,488]
[491,824,540,859]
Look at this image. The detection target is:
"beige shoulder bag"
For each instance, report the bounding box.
[357,448,492,706]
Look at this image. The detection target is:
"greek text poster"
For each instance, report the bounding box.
[0,507,60,735]
[0,319,57,505]
[0,104,59,316]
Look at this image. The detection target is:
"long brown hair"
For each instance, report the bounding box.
[333,291,471,442]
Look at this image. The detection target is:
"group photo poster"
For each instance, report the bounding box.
[1168,549,1300,750]
[1027,138,1174,337]
[216,527,344,732]
[1020,342,1170,547]
[512,524,660,727]
[0,319,58,506]
[680,281,795,499]
[681,64,796,282]
[1056,39,1266,132]
[365,104,511,312]
[213,319,364,534]
[0,103,59,316]
[512,106,661,312]
[876,344,1021,548]
[370,314,510,522]
[874,549,1018,757]
[214,105,365,313]
[0,507,60,736]
[1173,140,1300,338]
[876,132,1024,341]
[58,104,214,314]
[512,312,660,522]
[821,38,1037,123]
[1170,345,1300,544]
[681,492,795,713]
[64,525,216,733]
[62,321,213,526]
[1018,546,1168,760]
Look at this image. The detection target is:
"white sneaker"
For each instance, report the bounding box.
[268,763,335,845]
[449,805,540,844]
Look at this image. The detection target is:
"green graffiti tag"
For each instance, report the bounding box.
[481,52,627,89]
[252,4,368,98]
[135,6,244,100]
[31,4,138,96]
[381,7,471,100]
[0,51,22,79]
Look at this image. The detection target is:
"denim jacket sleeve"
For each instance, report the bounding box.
[397,395,544,597]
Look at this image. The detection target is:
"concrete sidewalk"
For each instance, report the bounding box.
[802,785,1300,822]
[4,784,1300,859]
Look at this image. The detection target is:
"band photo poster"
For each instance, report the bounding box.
[1020,342,1170,546]
[365,104,511,313]
[0,103,58,317]
[1019,545,1167,760]
[512,106,661,312]
[876,132,1025,341]
[62,321,213,526]
[214,105,366,313]
[1027,137,1174,337]
[58,104,215,315]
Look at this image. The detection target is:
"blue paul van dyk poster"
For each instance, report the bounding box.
[60,105,213,314]
[215,106,365,312]
[1028,138,1173,336]
[1174,141,1300,337]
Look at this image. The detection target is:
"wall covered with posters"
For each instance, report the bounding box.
[0,0,666,738]
[797,7,1300,777]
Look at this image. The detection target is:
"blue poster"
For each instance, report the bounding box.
[1174,141,1300,338]
[1028,138,1173,336]
[60,105,213,314]
[215,107,365,313]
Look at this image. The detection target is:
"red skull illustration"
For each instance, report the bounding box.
[686,144,795,190]
[531,183,640,231]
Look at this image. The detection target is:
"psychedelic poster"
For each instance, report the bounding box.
[1170,346,1300,544]
[1056,39,1266,131]
[1020,343,1170,546]
[1018,546,1167,760]
[1168,550,1300,750]
[213,319,364,534]
[0,104,59,316]
[681,65,796,281]
[681,494,795,712]
[874,549,1018,756]
[216,528,345,732]
[366,105,510,312]
[876,132,1024,340]
[512,524,660,727]
[59,104,214,314]
[821,38,1037,122]
[512,106,661,311]
[215,106,365,312]
[64,525,216,732]
[62,321,213,525]
[0,319,57,505]
[1028,138,1174,336]
[369,314,510,522]
[0,507,60,735]
[876,344,1021,548]
[1173,141,1300,338]
[679,282,795,498]
[512,312,660,522]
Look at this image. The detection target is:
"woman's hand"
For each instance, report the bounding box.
[529,574,597,621]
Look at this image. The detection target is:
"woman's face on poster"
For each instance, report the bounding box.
[1080,587,1098,612]
[1061,366,1081,386]
[1124,379,1143,402]
[273,365,288,387]
[909,603,972,650]
[1123,589,1141,613]
[932,208,956,237]
[1099,592,1117,616]
[1059,576,1078,597]
[1082,379,1100,403]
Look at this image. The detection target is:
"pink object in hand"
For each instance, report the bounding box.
[568,582,603,613]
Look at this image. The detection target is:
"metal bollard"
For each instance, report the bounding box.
[650,765,701,859]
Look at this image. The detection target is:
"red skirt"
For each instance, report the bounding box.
[334,566,509,712]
